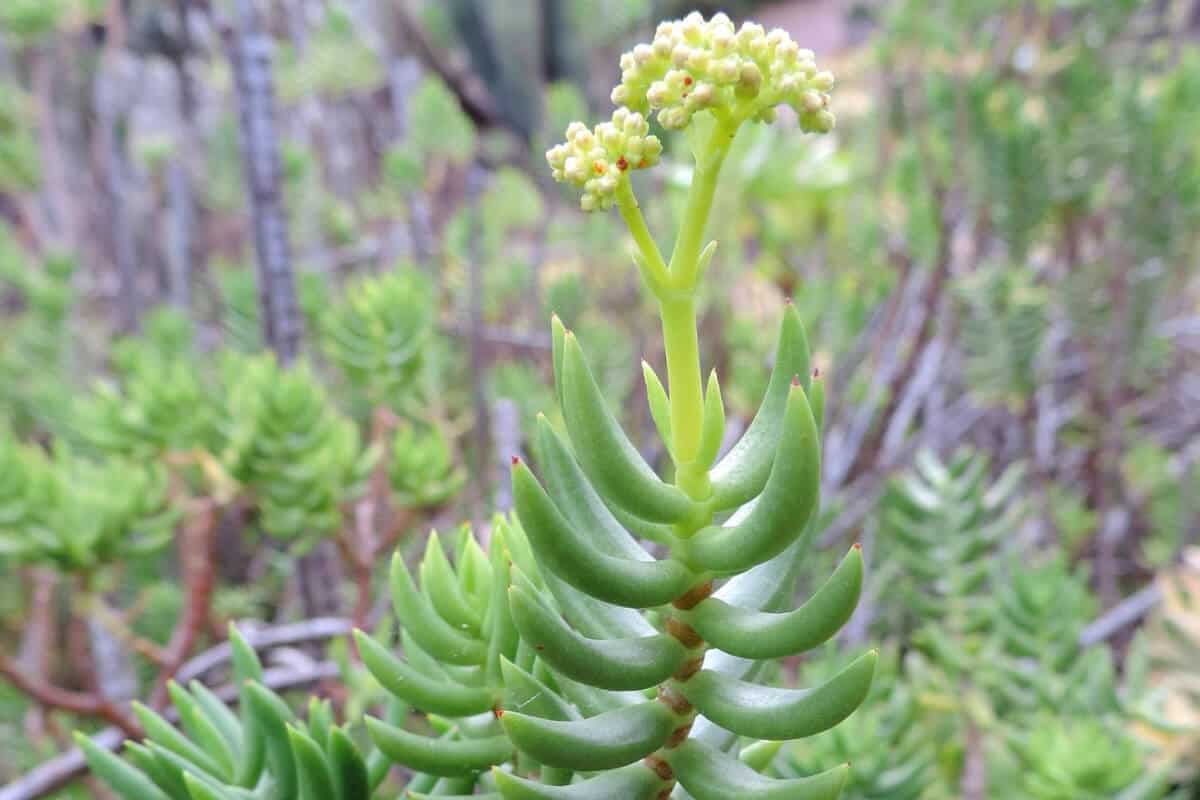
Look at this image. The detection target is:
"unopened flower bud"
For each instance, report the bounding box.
[801,89,824,112]
[737,62,763,97]
[710,12,734,34]
[812,71,835,91]
[688,83,716,108]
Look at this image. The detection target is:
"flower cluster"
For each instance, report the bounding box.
[612,11,835,132]
[545,108,663,211]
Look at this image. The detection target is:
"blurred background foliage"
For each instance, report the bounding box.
[1,0,1199,797]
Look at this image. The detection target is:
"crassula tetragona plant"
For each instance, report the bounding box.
[490,12,872,798]
[80,11,872,800]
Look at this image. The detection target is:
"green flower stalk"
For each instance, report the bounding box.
[547,12,837,496]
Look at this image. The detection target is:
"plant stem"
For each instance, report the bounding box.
[662,117,739,489]
[668,115,738,289]
[614,116,741,498]
[661,295,706,490]
[615,178,669,287]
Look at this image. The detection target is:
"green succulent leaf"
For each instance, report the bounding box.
[558,333,696,523]
[287,725,338,800]
[355,630,498,717]
[679,651,877,740]
[512,459,696,608]
[709,303,811,510]
[390,552,488,665]
[366,716,512,777]
[683,382,820,574]
[686,545,863,659]
[508,582,688,690]
[499,702,675,771]
[642,361,673,456]
[76,734,173,800]
[492,763,666,799]
[328,727,371,800]
[670,738,848,800]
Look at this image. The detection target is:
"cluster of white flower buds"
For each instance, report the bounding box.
[546,12,835,211]
[545,108,664,211]
[612,11,835,132]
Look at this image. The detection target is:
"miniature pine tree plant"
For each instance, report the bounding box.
[495,12,870,797]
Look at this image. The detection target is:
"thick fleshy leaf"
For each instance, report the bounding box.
[328,727,370,800]
[509,582,688,690]
[684,384,820,574]
[670,738,847,800]
[499,702,675,771]
[558,333,695,523]
[680,651,876,740]
[687,546,862,659]
[365,716,511,777]
[493,763,666,800]
[709,303,811,510]
[389,552,487,665]
[512,460,697,608]
[420,531,483,636]
[287,725,337,800]
[355,632,497,718]
[76,734,172,800]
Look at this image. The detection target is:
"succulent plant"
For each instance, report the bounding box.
[357,11,872,798]
[436,12,869,797]
[1007,716,1166,800]
[980,556,1118,718]
[80,626,386,800]
[353,520,526,796]
[388,421,465,509]
[322,269,436,414]
[73,310,214,459]
[0,241,76,438]
[879,448,1023,641]
[0,434,176,573]
[219,354,375,549]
